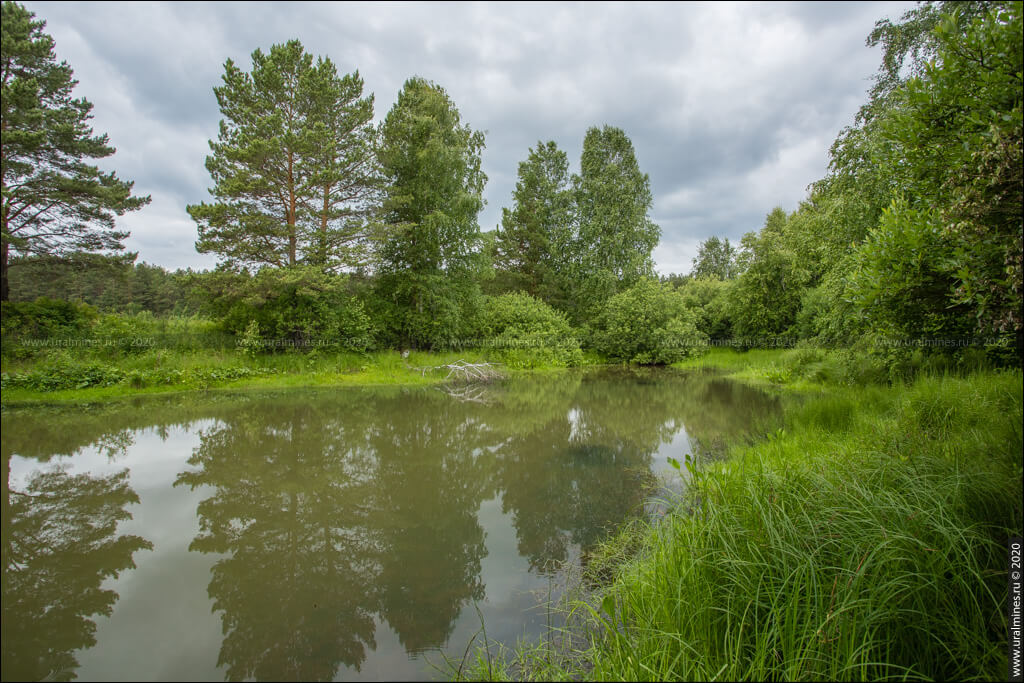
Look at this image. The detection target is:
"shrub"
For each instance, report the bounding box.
[192,266,375,352]
[846,199,975,348]
[593,279,708,364]
[1,352,125,390]
[792,285,830,341]
[478,292,582,368]
[1,298,97,348]
[677,277,734,340]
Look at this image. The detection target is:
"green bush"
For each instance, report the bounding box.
[593,279,708,364]
[677,277,734,340]
[1,351,125,390]
[478,292,582,368]
[192,266,375,352]
[847,199,975,347]
[1,298,97,349]
[86,311,163,356]
[153,315,232,352]
[0,348,275,392]
[792,285,830,341]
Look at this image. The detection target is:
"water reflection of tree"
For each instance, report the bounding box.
[368,391,493,653]
[176,388,498,668]
[174,401,380,681]
[669,372,784,460]
[1,455,151,682]
[493,369,784,574]
[0,392,285,463]
[494,377,663,574]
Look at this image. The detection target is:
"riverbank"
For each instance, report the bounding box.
[455,349,1023,681]
[0,348,604,405]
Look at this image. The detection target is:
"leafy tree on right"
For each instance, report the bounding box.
[566,125,660,323]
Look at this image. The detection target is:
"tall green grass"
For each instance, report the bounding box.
[460,370,1022,681]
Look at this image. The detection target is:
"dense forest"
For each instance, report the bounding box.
[2,0,1021,374]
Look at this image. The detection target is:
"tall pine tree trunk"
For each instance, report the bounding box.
[319,183,331,267]
[1,239,9,302]
[287,154,297,266]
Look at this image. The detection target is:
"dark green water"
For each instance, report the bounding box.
[1,368,782,682]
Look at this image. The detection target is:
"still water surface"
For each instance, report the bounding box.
[1,368,782,682]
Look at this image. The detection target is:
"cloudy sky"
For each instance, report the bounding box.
[23,0,915,274]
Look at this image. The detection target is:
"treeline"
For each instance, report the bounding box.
[658,1,1022,370]
[8,253,196,315]
[3,1,1020,372]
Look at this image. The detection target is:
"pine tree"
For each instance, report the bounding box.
[188,40,378,271]
[494,140,572,306]
[301,62,381,271]
[1,1,150,301]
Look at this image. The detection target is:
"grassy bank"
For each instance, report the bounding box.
[0,347,600,405]
[0,302,603,404]
[457,351,1023,681]
[672,345,1002,390]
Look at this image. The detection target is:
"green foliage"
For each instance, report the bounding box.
[2,352,126,390]
[739,1,1023,364]
[593,278,708,364]
[690,236,738,280]
[1,298,97,342]
[878,2,1023,335]
[477,292,582,368]
[677,277,734,340]
[791,285,830,341]
[0,1,150,301]
[188,40,379,271]
[375,77,487,349]
[7,253,195,314]
[0,349,274,392]
[192,266,374,352]
[865,1,993,105]
[847,198,974,345]
[566,125,660,321]
[493,141,573,307]
[727,208,809,341]
[237,319,262,358]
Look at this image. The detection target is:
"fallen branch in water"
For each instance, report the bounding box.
[441,360,504,382]
[406,359,504,382]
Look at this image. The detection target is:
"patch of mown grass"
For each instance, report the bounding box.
[455,369,1022,682]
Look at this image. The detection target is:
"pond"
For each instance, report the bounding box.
[1,367,783,682]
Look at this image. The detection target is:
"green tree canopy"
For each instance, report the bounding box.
[0,1,150,301]
[568,125,660,320]
[188,40,379,272]
[374,76,487,349]
[493,140,573,306]
[691,236,738,280]
[728,207,810,340]
[874,2,1022,335]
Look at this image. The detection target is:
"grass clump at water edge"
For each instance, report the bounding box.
[451,370,1022,681]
